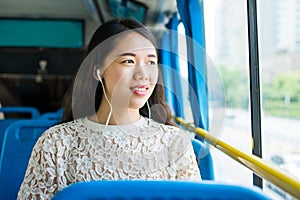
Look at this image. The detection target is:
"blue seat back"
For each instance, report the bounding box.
[0,106,41,156]
[0,106,40,119]
[52,180,270,200]
[39,109,63,122]
[192,139,214,180]
[0,119,55,200]
[0,119,18,155]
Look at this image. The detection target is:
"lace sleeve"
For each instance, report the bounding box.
[17,129,58,200]
[171,131,202,181]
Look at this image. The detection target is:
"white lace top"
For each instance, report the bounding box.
[17,117,201,200]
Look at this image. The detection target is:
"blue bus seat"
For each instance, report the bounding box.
[0,106,41,156]
[39,109,63,122]
[192,139,214,180]
[52,180,271,200]
[0,119,55,200]
[0,119,17,154]
[0,106,40,119]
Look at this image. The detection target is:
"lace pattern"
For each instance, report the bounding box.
[17,117,201,200]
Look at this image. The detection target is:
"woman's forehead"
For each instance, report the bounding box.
[110,32,157,56]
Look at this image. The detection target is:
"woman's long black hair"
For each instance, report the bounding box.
[61,18,176,126]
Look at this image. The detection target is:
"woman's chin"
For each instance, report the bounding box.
[129,100,148,110]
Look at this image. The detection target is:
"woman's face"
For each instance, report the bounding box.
[101,32,158,110]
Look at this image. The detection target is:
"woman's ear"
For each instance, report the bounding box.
[93,66,102,80]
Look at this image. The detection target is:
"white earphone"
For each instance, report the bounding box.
[96,68,112,128]
[96,69,102,82]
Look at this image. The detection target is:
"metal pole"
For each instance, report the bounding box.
[247,0,263,188]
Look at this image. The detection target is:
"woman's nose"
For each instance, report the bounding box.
[133,65,149,81]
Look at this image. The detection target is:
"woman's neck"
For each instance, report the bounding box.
[93,100,141,125]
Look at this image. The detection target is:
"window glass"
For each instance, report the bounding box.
[258,0,300,199]
[178,22,193,122]
[203,0,253,186]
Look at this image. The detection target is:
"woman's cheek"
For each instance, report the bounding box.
[150,69,159,83]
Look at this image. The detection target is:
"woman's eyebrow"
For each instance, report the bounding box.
[118,52,136,57]
[148,54,157,58]
[117,52,157,58]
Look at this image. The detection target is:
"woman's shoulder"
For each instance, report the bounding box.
[48,118,83,130]
[39,118,85,140]
[150,120,195,157]
[149,119,195,140]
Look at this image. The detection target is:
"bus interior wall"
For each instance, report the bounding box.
[0,48,85,113]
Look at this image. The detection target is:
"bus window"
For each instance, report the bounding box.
[203,0,253,187]
[258,0,300,198]
[178,22,193,122]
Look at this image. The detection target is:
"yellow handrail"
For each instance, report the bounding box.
[174,117,300,199]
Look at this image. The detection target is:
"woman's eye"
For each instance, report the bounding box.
[148,61,157,65]
[122,60,134,64]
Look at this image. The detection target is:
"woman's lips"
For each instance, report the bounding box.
[130,85,149,96]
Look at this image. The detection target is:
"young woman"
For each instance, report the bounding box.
[18,18,201,200]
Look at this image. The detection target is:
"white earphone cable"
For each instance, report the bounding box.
[146,100,151,125]
[97,70,112,129]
